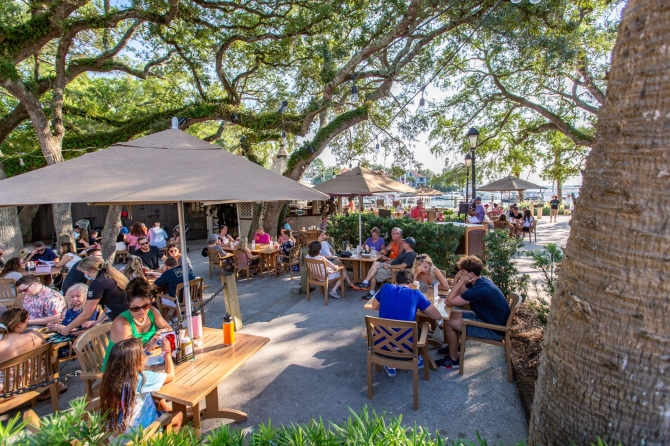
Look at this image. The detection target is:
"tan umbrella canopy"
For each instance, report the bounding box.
[400,186,442,197]
[477,175,547,192]
[0,129,328,205]
[313,166,416,196]
[0,126,328,339]
[313,166,415,247]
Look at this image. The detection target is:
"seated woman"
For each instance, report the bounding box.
[101,278,172,371]
[0,308,68,399]
[53,243,82,285]
[317,232,353,287]
[169,228,180,246]
[126,222,145,254]
[167,244,190,267]
[148,222,168,249]
[364,227,386,252]
[47,284,105,336]
[521,209,535,235]
[305,241,344,299]
[100,338,182,437]
[236,239,261,274]
[0,257,24,289]
[412,254,451,292]
[277,228,288,245]
[208,234,227,256]
[123,256,146,281]
[496,213,515,236]
[75,228,97,254]
[115,230,128,254]
[217,225,234,246]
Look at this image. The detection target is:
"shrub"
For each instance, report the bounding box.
[327,213,464,271]
[483,229,529,297]
[526,243,563,296]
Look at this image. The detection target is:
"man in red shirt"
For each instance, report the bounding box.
[410,200,426,221]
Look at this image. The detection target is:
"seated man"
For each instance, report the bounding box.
[410,200,426,221]
[16,274,66,326]
[134,236,166,270]
[436,255,511,370]
[355,237,418,300]
[468,197,485,223]
[378,227,403,262]
[154,257,196,318]
[370,269,442,377]
[24,241,59,263]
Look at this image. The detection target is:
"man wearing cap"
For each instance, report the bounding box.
[410,200,426,221]
[73,224,82,241]
[468,197,485,223]
[355,237,418,300]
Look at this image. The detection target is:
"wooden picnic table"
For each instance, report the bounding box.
[150,328,269,436]
[221,244,279,278]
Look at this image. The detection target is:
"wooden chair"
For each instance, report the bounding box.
[233,250,259,282]
[493,220,511,234]
[306,229,319,243]
[305,257,345,305]
[157,278,205,326]
[72,322,112,402]
[389,265,407,285]
[276,246,300,279]
[0,278,16,308]
[0,342,60,414]
[365,316,429,410]
[525,219,537,242]
[114,250,128,264]
[208,248,231,279]
[459,293,522,383]
[426,210,437,222]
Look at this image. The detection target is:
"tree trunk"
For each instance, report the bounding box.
[529,1,670,444]
[0,165,24,257]
[51,203,73,243]
[264,200,287,240]
[101,205,122,262]
[556,179,563,204]
[18,205,40,243]
[247,202,263,239]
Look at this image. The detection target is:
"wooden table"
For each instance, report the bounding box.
[151,328,269,435]
[21,267,64,284]
[222,245,279,278]
[342,253,381,283]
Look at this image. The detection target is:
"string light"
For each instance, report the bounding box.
[277,100,288,114]
[350,73,359,103]
[231,113,239,122]
[418,87,426,110]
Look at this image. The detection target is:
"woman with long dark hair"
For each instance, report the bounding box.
[100,338,182,436]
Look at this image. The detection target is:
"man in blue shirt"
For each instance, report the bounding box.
[154,257,195,320]
[24,241,59,263]
[438,255,511,370]
[371,269,441,377]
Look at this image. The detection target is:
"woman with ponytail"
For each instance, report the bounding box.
[59,256,129,336]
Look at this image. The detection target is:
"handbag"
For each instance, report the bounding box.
[338,251,352,258]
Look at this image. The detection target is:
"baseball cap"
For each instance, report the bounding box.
[402,237,416,248]
[74,224,81,229]
[474,196,481,201]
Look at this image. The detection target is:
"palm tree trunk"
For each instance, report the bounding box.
[0,165,23,257]
[529,0,670,444]
[101,205,122,262]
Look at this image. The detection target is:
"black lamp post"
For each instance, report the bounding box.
[466,127,479,201]
[464,153,472,203]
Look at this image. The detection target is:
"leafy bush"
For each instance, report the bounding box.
[3,400,529,446]
[483,229,529,297]
[526,243,562,296]
[526,291,551,326]
[327,213,464,271]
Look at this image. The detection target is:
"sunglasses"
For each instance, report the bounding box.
[139,242,149,246]
[129,303,152,312]
[18,283,33,293]
[36,249,45,253]
[168,250,177,253]
[416,254,428,260]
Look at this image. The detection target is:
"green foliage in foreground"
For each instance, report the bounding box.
[483,230,529,298]
[327,213,464,271]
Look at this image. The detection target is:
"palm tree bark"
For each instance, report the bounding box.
[529,0,670,444]
[101,205,123,262]
[0,165,23,258]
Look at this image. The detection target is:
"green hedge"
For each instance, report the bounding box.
[326,213,464,271]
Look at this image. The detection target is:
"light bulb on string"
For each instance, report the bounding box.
[281,131,287,143]
[418,87,426,110]
[350,84,359,103]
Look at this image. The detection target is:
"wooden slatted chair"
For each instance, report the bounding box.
[525,219,537,242]
[305,257,345,306]
[365,316,429,410]
[208,248,230,279]
[233,250,259,282]
[306,229,319,243]
[72,322,112,402]
[0,278,16,308]
[157,278,205,326]
[459,293,522,383]
[276,246,300,279]
[0,342,60,414]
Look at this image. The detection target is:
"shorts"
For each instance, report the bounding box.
[462,311,504,341]
[374,265,393,282]
[522,227,530,232]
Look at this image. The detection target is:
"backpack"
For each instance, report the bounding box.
[201,247,209,257]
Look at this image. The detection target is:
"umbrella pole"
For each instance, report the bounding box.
[178,201,194,340]
[236,203,241,238]
[358,194,363,248]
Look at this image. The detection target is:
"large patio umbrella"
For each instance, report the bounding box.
[477,175,547,207]
[0,124,329,338]
[313,166,415,247]
[399,187,442,197]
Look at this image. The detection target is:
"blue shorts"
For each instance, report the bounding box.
[462,311,504,341]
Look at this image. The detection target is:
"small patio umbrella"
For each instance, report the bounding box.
[313,166,416,247]
[399,187,443,197]
[477,175,547,209]
[0,122,329,339]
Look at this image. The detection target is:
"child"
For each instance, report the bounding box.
[47,283,103,335]
[100,338,182,436]
[123,256,146,281]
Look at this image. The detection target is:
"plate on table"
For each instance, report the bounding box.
[360,253,372,258]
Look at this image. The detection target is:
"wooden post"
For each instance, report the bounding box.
[221,272,243,331]
[300,246,309,294]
